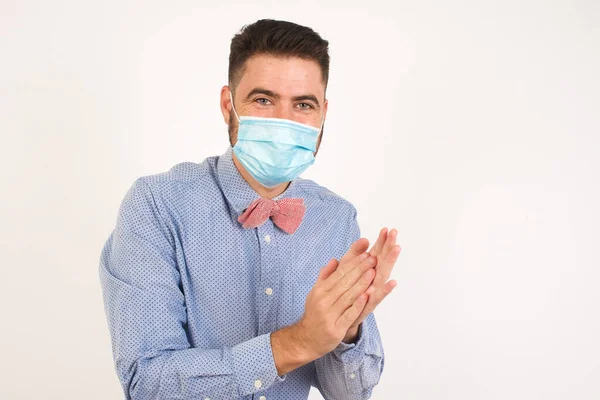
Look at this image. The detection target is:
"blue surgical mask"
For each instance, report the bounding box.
[229,91,324,188]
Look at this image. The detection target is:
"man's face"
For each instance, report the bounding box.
[221,54,328,154]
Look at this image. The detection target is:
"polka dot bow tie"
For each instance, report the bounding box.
[238,197,306,234]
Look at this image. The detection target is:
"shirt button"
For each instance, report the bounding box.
[259,396,267,400]
[349,373,356,379]
[264,234,271,243]
[254,379,262,388]
[265,287,273,295]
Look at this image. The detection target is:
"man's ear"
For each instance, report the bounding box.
[220,85,233,125]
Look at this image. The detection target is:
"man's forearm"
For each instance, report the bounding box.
[271,322,361,376]
[270,324,319,376]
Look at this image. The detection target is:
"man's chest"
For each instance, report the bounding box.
[175,216,340,343]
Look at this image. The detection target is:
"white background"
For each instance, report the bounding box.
[1,0,599,399]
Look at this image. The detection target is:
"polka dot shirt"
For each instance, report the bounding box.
[99,146,385,399]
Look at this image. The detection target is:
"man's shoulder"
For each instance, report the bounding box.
[295,177,357,217]
[138,157,217,187]
[126,152,226,201]
[124,156,220,211]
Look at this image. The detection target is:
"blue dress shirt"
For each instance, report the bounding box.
[99,146,385,400]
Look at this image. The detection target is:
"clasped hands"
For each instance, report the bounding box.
[296,228,402,358]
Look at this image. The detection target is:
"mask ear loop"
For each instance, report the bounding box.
[229,90,241,123]
[318,114,325,133]
[318,97,326,132]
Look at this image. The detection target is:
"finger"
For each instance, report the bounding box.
[382,228,398,257]
[349,302,374,332]
[331,266,376,318]
[323,253,376,293]
[356,279,397,326]
[351,280,397,330]
[383,244,401,268]
[335,292,369,331]
[340,238,370,264]
[369,227,388,256]
[373,244,401,287]
[368,228,386,255]
[387,279,398,291]
[317,258,339,283]
[367,278,398,305]
[330,238,370,282]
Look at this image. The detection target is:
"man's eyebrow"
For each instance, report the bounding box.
[292,94,321,108]
[245,87,280,100]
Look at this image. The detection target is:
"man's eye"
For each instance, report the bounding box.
[298,102,313,110]
[256,98,271,105]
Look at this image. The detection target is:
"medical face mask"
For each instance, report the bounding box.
[229,91,324,188]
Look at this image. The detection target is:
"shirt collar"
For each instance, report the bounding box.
[216,146,302,216]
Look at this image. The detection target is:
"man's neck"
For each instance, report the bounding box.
[232,150,290,199]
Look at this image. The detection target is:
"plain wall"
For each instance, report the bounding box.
[1,0,599,399]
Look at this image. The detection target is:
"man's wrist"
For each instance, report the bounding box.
[271,323,317,376]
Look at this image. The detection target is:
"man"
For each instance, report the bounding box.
[99,19,401,400]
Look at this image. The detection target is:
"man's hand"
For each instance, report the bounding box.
[272,239,376,375]
[294,238,378,360]
[345,228,401,337]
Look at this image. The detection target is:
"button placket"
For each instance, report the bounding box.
[256,223,279,334]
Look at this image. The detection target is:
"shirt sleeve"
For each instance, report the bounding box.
[314,313,385,399]
[312,206,386,399]
[99,178,286,400]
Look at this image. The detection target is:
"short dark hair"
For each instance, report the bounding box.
[228,19,330,93]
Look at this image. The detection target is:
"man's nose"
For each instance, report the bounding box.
[273,103,293,121]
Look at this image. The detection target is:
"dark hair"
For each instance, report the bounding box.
[228,19,330,92]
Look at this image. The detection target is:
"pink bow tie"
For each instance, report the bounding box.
[238,197,306,234]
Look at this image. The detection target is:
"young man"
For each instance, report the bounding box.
[99,19,401,400]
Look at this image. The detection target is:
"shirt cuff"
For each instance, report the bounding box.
[231,332,286,397]
[332,321,368,367]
